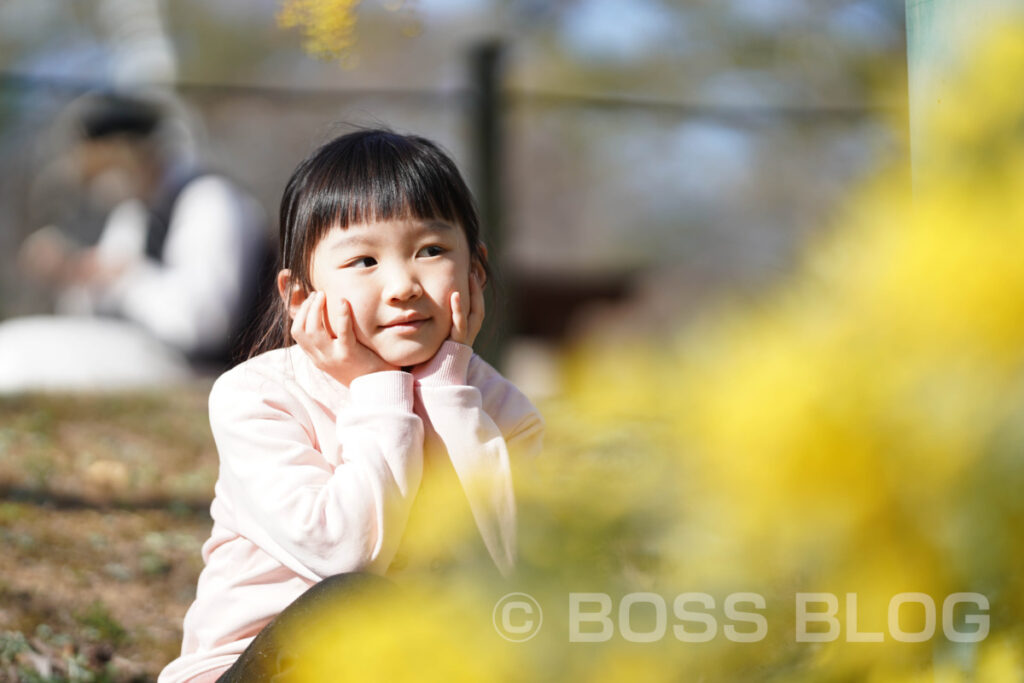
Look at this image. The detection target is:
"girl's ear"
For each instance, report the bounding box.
[473,243,489,288]
[277,269,307,320]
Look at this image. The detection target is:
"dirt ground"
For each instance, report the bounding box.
[0,386,219,682]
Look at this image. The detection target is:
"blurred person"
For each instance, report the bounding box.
[159,129,544,682]
[6,91,271,391]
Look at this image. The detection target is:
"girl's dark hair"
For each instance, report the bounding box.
[243,127,491,358]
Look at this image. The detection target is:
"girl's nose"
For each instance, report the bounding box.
[385,268,423,303]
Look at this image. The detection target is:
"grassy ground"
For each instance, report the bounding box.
[0,385,219,682]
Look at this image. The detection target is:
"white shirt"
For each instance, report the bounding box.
[76,172,266,358]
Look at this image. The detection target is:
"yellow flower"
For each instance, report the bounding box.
[278,0,361,60]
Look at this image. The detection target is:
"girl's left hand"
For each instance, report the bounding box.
[449,270,485,347]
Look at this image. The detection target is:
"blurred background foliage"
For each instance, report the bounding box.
[5,1,1024,681]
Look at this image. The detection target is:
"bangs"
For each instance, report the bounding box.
[300,132,475,238]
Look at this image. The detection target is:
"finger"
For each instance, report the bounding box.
[336,299,389,365]
[335,298,355,346]
[321,295,337,338]
[303,291,323,336]
[304,293,334,352]
[310,292,338,347]
[291,292,314,339]
[468,272,485,336]
[309,291,335,340]
[450,291,466,341]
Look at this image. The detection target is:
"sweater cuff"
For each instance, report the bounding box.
[413,341,473,386]
[348,371,414,412]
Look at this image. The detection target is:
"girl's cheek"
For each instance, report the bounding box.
[449,270,470,310]
[347,302,375,344]
[439,310,455,338]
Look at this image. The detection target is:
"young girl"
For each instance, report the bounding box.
[159,129,544,683]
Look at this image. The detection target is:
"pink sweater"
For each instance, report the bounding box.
[159,341,544,683]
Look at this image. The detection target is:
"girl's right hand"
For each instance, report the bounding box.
[291,291,398,386]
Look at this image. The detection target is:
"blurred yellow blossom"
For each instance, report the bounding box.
[277,0,421,61]
[278,0,361,60]
[284,18,1024,683]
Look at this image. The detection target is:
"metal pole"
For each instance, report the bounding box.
[469,40,509,367]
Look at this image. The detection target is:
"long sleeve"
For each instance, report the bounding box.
[412,341,545,576]
[208,365,424,580]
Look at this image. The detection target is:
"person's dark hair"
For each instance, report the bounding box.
[75,92,163,140]
[244,127,492,358]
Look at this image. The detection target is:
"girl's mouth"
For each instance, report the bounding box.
[380,318,429,332]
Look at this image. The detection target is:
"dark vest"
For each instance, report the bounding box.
[144,170,207,262]
[143,171,275,369]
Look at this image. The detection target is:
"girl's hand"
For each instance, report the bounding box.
[291,291,398,385]
[449,270,485,347]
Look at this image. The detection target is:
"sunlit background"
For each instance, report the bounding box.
[3,1,1024,681]
[0,0,908,377]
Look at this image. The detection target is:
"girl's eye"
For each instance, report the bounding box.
[418,245,445,258]
[347,256,377,268]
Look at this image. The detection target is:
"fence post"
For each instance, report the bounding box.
[469,40,510,367]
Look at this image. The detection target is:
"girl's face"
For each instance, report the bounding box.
[305,217,482,367]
